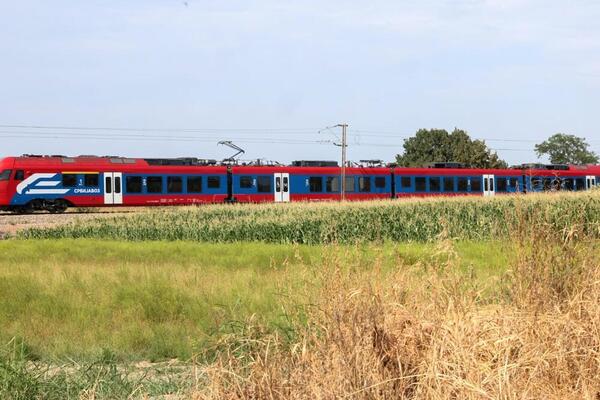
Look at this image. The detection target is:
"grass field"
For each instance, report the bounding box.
[2,192,600,398]
[0,239,507,362]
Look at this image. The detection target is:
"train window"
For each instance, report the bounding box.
[147,176,163,193]
[14,170,24,181]
[84,174,99,187]
[400,176,412,189]
[0,170,11,181]
[345,176,355,192]
[187,176,202,193]
[542,178,553,191]
[358,177,371,192]
[105,177,112,194]
[496,178,507,192]
[375,177,386,189]
[443,177,454,192]
[126,176,142,193]
[575,178,585,191]
[240,176,253,189]
[562,178,573,191]
[114,177,121,194]
[326,177,340,192]
[415,177,426,192]
[309,177,323,192]
[257,176,271,193]
[429,177,441,192]
[457,177,468,192]
[62,174,77,187]
[208,176,221,189]
[471,178,482,192]
[509,178,520,190]
[167,176,183,193]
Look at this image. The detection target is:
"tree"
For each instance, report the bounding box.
[534,133,599,165]
[395,128,507,169]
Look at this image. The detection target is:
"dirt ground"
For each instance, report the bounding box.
[0,208,141,238]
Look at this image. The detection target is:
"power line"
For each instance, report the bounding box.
[3,123,598,144]
[0,132,542,152]
[0,124,318,134]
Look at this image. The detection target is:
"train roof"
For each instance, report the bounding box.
[2,155,600,175]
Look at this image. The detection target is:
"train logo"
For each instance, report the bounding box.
[16,173,70,195]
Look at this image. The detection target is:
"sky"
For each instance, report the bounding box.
[1,0,599,165]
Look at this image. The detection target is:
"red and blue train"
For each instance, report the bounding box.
[0,155,598,213]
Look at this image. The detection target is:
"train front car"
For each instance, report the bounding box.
[0,157,16,211]
[4,155,230,213]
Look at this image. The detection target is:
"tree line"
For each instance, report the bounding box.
[395,129,598,168]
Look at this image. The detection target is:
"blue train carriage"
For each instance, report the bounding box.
[393,165,524,198]
[230,164,392,203]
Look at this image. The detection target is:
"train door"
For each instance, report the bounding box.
[103,172,123,205]
[483,174,495,197]
[587,175,597,190]
[274,173,290,203]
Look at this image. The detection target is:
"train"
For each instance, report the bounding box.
[0,154,599,213]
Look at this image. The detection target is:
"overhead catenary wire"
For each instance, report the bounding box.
[2,123,597,152]
[0,131,544,152]
[3,123,598,143]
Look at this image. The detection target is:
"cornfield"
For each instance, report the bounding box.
[20,192,600,243]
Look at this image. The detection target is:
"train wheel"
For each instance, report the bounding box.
[48,200,68,214]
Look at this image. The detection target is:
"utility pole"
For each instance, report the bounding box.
[320,123,349,201]
[335,123,348,201]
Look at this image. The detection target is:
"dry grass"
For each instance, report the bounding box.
[193,207,600,399]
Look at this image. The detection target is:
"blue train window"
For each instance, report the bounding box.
[471,178,482,192]
[62,174,77,187]
[429,177,441,192]
[257,176,271,193]
[497,178,507,192]
[240,176,252,188]
[208,176,221,189]
[457,177,468,192]
[84,174,99,187]
[326,177,339,192]
[126,176,143,193]
[167,176,183,193]
[400,176,411,189]
[375,177,386,188]
[575,178,585,191]
[358,177,371,192]
[345,176,355,192]
[309,177,323,192]
[443,177,454,192]
[509,178,520,191]
[147,176,163,193]
[188,177,202,193]
[415,177,426,192]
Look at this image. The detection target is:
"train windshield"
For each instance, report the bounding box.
[0,170,11,181]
